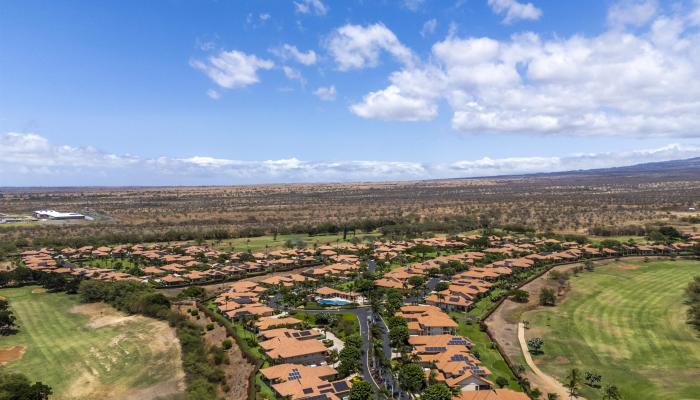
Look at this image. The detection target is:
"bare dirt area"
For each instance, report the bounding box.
[487,261,586,398]
[0,345,26,365]
[70,303,141,328]
[64,302,186,400]
[30,288,46,294]
[0,261,13,271]
[617,263,640,270]
[173,301,256,400]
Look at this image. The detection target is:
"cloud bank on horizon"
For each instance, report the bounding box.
[4,0,700,186]
[1,132,698,186]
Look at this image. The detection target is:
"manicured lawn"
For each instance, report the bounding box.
[0,286,184,400]
[290,311,360,339]
[450,310,521,391]
[523,260,700,400]
[81,257,136,269]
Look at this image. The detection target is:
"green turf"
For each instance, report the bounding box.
[0,286,183,400]
[523,260,700,400]
[450,311,521,391]
[81,257,137,270]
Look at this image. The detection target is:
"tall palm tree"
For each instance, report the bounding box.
[564,368,581,398]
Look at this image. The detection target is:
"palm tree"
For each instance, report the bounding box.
[436,292,446,309]
[565,368,581,398]
[602,385,622,400]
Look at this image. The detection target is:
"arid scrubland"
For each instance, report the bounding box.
[2,165,700,248]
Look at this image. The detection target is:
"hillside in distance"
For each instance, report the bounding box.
[1,157,699,248]
[468,156,700,181]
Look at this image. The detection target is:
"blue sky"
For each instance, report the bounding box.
[2,0,700,186]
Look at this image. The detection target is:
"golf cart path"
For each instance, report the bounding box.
[518,322,582,399]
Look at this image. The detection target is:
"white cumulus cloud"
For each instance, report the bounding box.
[191,50,274,89]
[488,0,542,24]
[314,86,337,101]
[607,0,657,29]
[294,0,328,16]
[350,85,438,122]
[421,19,438,37]
[270,44,317,66]
[350,2,700,138]
[206,89,221,100]
[326,23,415,71]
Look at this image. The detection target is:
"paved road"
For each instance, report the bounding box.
[267,295,379,388]
[271,297,409,399]
[287,306,380,389]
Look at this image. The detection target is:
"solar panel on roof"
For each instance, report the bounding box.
[288,368,302,381]
[303,388,314,394]
[332,381,350,391]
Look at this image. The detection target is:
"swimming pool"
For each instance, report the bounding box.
[317,298,351,306]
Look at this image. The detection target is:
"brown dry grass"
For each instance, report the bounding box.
[2,168,700,247]
[0,345,26,364]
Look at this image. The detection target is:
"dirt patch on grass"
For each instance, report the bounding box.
[61,308,186,400]
[65,369,185,400]
[69,303,140,328]
[552,356,570,365]
[0,345,26,365]
[0,261,13,271]
[31,288,46,294]
[617,263,640,270]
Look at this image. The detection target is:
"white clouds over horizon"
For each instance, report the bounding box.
[349,1,700,138]
[2,132,700,186]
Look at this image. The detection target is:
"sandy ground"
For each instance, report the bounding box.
[65,302,186,400]
[173,302,256,400]
[0,261,13,271]
[70,303,141,328]
[0,345,26,364]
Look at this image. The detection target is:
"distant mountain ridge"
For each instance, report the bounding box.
[473,156,700,180]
